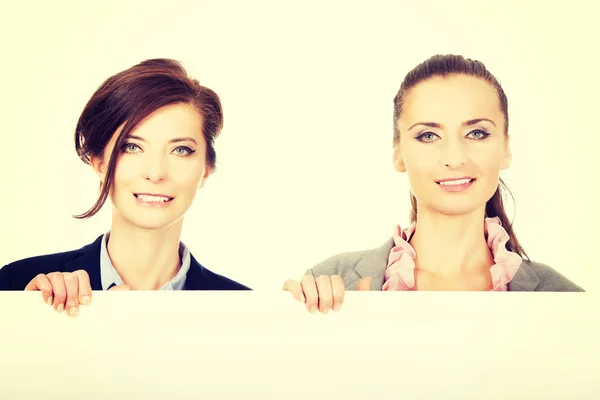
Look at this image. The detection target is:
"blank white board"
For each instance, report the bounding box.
[0,292,598,399]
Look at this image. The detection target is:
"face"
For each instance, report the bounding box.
[91,103,211,230]
[393,74,512,218]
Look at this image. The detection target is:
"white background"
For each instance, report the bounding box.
[0,0,598,292]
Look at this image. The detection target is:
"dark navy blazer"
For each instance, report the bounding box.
[0,235,251,291]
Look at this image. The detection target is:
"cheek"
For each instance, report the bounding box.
[402,148,436,179]
[404,157,437,199]
[471,149,504,197]
[112,158,139,188]
[172,162,205,190]
[472,148,505,175]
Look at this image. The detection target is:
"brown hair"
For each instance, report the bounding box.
[393,54,528,258]
[74,58,223,219]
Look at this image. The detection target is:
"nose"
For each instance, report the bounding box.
[441,139,467,170]
[142,154,168,183]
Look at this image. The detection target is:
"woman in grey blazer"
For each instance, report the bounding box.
[283,54,583,313]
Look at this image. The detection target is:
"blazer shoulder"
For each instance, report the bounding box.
[187,257,251,290]
[203,268,252,290]
[0,250,78,290]
[525,260,584,292]
[305,248,372,280]
[0,244,90,290]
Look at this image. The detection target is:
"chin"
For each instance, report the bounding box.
[129,216,182,230]
[423,198,486,218]
[437,206,483,217]
[115,207,185,231]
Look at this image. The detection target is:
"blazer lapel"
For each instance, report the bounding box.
[61,239,207,291]
[354,237,395,291]
[183,255,205,290]
[61,237,207,291]
[508,261,540,291]
[63,235,104,290]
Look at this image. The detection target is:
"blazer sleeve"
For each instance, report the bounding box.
[303,250,370,290]
[529,262,585,292]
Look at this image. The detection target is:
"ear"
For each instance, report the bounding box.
[197,165,213,189]
[90,154,107,183]
[393,143,407,173]
[500,134,513,170]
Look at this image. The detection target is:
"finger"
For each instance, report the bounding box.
[74,270,92,305]
[315,275,333,314]
[47,273,67,312]
[108,284,131,291]
[300,275,319,313]
[282,279,305,303]
[25,274,54,306]
[355,277,372,291]
[63,273,80,316]
[330,275,345,311]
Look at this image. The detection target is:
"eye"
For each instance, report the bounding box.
[415,132,440,143]
[466,129,490,140]
[173,146,195,156]
[121,143,142,153]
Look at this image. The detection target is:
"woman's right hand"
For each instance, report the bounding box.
[282,275,372,314]
[25,270,130,316]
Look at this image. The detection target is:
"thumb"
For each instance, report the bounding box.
[355,277,372,291]
[108,284,131,291]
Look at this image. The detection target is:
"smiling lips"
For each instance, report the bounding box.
[436,177,475,192]
[134,193,174,206]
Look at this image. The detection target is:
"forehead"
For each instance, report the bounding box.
[401,74,503,125]
[131,102,204,139]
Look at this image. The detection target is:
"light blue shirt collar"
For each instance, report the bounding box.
[99,233,191,290]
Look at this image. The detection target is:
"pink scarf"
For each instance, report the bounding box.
[382,217,522,291]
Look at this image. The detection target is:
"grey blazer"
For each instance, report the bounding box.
[305,238,584,292]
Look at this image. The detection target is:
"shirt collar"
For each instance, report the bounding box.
[99,232,191,290]
[383,217,522,291]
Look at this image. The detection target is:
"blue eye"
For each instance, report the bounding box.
[466,129,490,140]
[122,143,141,153]
[415,132,440,143]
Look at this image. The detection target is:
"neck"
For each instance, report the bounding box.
[106,210,184,290]
[408,207,493,276]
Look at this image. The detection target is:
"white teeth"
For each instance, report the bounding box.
[137,195,170,202]
[439,179,472,186]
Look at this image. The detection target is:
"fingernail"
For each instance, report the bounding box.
[334,303,341,312]
[310,305,317,313]
[322,307,329,314]
[68,307,78,316]
[47,297,53,306]
[56,304,64,313]
[80,296,91,305]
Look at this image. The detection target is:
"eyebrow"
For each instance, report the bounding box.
[408,118,496,131]
[126,135,198,145]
